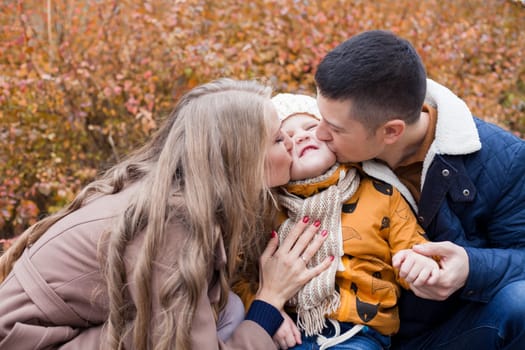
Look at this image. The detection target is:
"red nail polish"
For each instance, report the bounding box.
[271,230,277,238]
[330,255,335,261]
[314,219,321,227]
[321,229,328,237]
[303,216,310,223]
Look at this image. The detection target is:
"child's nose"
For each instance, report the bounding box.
[295,131,310,143]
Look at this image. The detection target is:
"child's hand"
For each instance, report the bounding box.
[273,312,302,349]
[392,249,440,287]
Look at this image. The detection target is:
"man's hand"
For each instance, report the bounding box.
[393,241,469,300]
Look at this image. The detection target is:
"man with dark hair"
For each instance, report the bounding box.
[315,30,525,349]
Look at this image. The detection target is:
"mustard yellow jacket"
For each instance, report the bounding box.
[234,165,429,335]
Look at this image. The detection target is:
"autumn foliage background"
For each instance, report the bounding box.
[1,0,524,251]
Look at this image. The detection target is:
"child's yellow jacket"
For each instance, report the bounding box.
[234,164,430,335]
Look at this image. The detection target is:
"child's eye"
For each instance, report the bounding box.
[306,124,318,131]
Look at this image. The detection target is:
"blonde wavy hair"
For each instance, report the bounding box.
[0,78,278,349]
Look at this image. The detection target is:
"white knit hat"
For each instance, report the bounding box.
[271,93,322,123]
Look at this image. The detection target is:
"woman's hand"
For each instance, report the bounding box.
[256,217,333,310]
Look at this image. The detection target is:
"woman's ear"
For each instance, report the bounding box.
[381,119,405,144]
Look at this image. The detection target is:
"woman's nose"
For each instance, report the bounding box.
[284,135,293,152]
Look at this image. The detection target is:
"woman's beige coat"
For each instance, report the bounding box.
[0,186,276,349]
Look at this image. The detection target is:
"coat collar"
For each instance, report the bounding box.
[425,79,481,155]
[422,79,481,183]
[362,160,418,213]
[207,227,227,304]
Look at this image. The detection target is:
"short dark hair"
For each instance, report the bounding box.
[315,30,427,131]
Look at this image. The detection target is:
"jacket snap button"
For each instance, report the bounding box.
[463,189,470,196]
[441,169,450,177]
[418,216,424,223]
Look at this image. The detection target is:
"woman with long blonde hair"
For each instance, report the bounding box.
[0,78,332,349]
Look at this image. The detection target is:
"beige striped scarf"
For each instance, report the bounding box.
[278,164,360,336]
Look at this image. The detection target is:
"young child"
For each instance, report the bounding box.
[270,93,440,350]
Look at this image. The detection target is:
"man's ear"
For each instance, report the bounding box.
[381,119,405,144]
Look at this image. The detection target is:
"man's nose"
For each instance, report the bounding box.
[316,121,331,141]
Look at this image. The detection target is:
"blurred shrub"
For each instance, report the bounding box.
[1,0,524,248]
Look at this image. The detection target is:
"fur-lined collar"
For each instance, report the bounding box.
[422,79,481,184]
[425,79,481,155]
